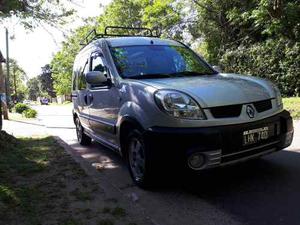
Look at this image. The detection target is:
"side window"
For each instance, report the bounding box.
[91,52,105,72]
[78,60,88,90]
[72,71,77,91]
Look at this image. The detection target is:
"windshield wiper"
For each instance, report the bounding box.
[168,71,217,77]
[126,71,217,79]
[127,73,172,79]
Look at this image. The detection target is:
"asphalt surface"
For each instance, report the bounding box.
[3,104,300,225]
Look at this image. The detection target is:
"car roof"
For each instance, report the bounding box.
[102,36,183,47]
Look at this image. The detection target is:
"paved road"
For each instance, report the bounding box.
[3,104,300,225]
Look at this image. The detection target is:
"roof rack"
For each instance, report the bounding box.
[80,26,159,47]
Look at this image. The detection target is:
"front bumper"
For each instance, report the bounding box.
[144,110,294,170]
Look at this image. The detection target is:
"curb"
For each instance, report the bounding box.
[54,136,158,225]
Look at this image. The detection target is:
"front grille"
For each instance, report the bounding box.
[253,99,272,112]
[210,104,242,118]
[209,99,272,118]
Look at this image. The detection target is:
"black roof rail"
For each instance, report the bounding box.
[80,26,159,47]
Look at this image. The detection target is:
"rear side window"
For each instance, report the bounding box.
[72,71,77,91]
[78,60,88,90]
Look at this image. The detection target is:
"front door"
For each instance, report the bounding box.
[88,51,120,146]
[76,59,91,129]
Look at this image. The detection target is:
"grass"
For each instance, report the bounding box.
[111,206,127,218]
[98,219,114,225]
[70,188,92,201]
[102,206,126,218]
[0,133,56,224]
[283,97,300,119]
[0,131,139,225]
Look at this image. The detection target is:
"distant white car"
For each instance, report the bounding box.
[23,100,31,104]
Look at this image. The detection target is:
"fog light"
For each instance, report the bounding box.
[188,153,206,170]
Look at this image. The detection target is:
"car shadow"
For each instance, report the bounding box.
[68,137,300,225]
[172,150,300,225]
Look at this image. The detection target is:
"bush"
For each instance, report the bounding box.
[220,39,300,97]
[14,103,30,114]
[22,109,37,118]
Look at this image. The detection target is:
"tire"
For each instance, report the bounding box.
[126,129,157,188]
[75,117,91,146]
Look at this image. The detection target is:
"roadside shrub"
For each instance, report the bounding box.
[22,109,37,118]
[14,103,30,114]
[220,39,300,97]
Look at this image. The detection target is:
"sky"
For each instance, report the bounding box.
[0,0,112,79]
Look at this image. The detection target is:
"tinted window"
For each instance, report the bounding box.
[110,45,216,78]
[72,72,77,91]
[78,60,88,90]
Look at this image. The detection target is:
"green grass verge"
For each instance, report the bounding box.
[283,97,300,120]
[0,131,138,225]
[0,133,57,224]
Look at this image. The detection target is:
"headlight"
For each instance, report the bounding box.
[154,90,206,120]
[274,86,282,107]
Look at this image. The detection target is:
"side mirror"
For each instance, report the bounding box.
[85,71,108,85]
[212,65,221,73]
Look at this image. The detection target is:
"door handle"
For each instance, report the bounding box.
[71,93,78,98]
[84,94,88,104]
[88,93,93,103]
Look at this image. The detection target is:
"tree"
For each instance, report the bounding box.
[141,0,183,39]
[27,77,41,101]
[0,0,75,29]
[51,0,184,96]
[5,59,28,103]
[50,0,300,97]
[187,0,300,96]
[0,50,8,123]
[38,64,55,98]
[51,24,94,96]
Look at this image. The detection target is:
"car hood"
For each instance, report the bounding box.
[137,73,276,108]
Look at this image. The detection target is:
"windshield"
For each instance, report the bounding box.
[110,45,216,79]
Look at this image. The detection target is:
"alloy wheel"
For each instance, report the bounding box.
[128,137,146,182]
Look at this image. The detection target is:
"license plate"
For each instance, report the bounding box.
[243,126,270,146]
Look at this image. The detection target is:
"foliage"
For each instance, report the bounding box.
[51,24,94,95]
[283,97,300,119]
[4,59,28,103]
[51,0,183,95]
[189,0,300,96]
[38,64,55,98]
[27,77,41,101]
[22,108,37,118]
[0,0,75,29]
[50,0,300,97]
[14,103,29,114]
[220,39,300,96]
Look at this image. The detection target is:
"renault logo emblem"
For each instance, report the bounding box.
[246,105,255,118]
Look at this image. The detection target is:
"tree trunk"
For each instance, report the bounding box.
[0,60,9,120]
[0,94,2,130]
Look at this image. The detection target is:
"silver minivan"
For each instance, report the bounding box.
[72,27,294,187]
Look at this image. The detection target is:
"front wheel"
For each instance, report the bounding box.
[126,129,157,188]
[75,117,91,146]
